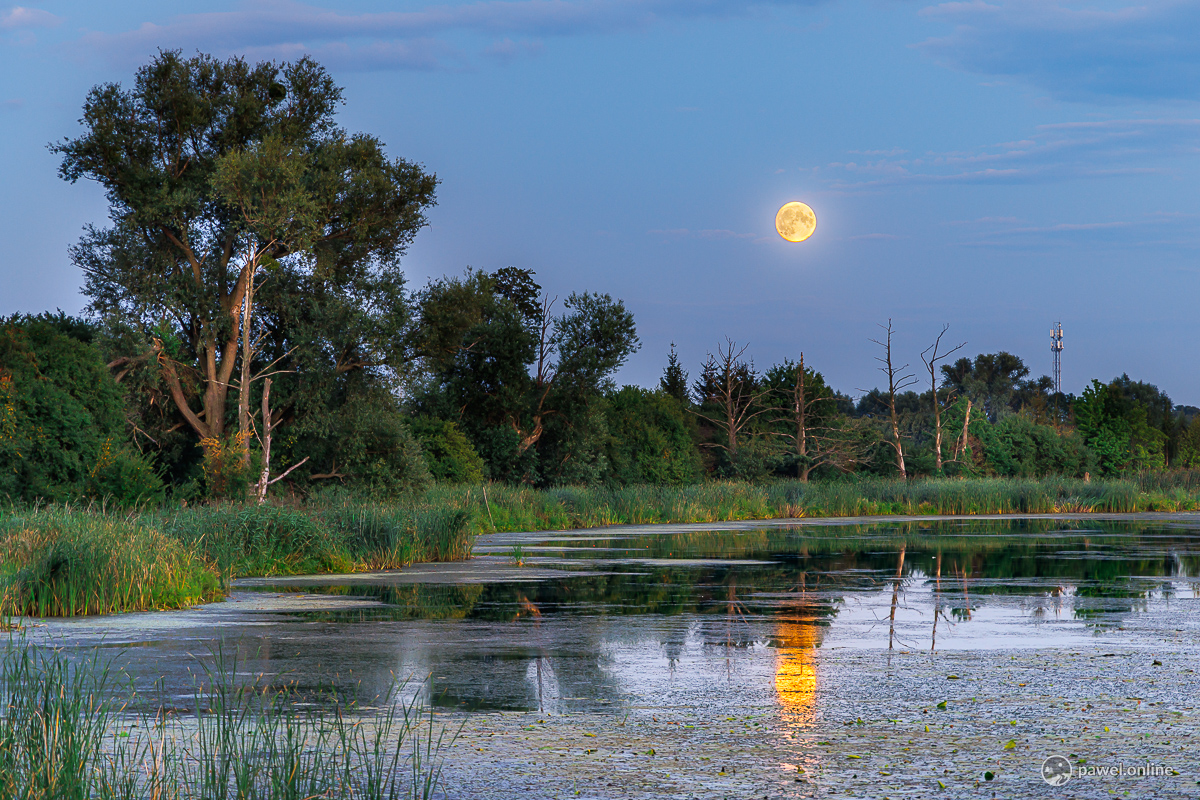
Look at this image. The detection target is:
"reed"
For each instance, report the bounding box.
[0,639,455,800]
[4,474,1198,618]
[0,501,474,617]
[422,475,1200,534]
[0,507,221,617]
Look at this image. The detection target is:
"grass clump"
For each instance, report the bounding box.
[0,508,221,617]
[0,500,475,618]
[0,640,454,799]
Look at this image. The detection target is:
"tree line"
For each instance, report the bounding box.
[2,51,1197,504]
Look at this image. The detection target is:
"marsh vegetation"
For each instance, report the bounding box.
[0,641,452,799]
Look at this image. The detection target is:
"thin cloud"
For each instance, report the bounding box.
[824,118,1200,190]
[648,228,757,241]
[917,0,1200,101]
[1,7,60,30]
[953,212,1199,250]
[76,0,821,70]
[697,229,756,240]
[845,232,901,241]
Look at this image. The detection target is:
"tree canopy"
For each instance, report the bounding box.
[55,51,436,463]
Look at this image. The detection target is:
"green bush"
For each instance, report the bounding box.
[0,314,128,502]
[604,387,701,485]
[87,441,166,507]
[411,416,486,483]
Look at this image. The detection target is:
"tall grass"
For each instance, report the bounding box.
[422,475,1200,534]
[0,640,455,800]
[0,500,474,617]
[0,509,221,617]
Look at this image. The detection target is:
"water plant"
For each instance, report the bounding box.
[0,639,456,799]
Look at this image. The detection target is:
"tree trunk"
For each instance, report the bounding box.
[934,394,943,473]
[725,368,739,456]
[872,321,914,480]
[157,255,254,457]
[239,262,257,472]
[795,353,807,481]
[921,325,965,475]
[257,378,272,503]
[955,398,973,462]
[889,404,907,479]
[888,545,906,650]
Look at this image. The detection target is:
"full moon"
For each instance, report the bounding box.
[776,201,817,243]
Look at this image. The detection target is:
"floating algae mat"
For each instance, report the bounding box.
[24,516,1200,798]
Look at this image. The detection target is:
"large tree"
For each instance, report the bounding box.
[413,269,639,483]
[54,52,436,466]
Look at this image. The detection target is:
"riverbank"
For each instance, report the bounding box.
[6,474,1200,617]
[0,502,472,616]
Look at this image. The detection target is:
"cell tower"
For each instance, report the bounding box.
[1050,322,1064,394]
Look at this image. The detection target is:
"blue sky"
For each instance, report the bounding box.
[3,0,1200,402]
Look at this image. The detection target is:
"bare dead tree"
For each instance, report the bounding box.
[253,377,308,503]
[950,397,974,465]
[869,320,918,479]
[513,295,557,454]
[692,338,772,457]
[920,325,967,474]
[772,353,865,481]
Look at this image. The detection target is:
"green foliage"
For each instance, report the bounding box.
[57,51,437,501]
[553,291,640,394]
[604,387,701,485]
[411,417,486,483]
[659,343,690,405]
[1177,416,1200,468]
[541,403,612,485]
[283,385,432,495]
[0,314,129,502]
[88,439,166,507]
[1075,378,1168,475]
[973,414,1092,478]
[199,433,256,500]
[490,266,542,320]
[414,271,639,485]
[941,351,1030,422]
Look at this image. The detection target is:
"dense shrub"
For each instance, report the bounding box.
[0,314,141,502]
[975,414,1093,478]
[411,417,486,483]
[604,387,701,485]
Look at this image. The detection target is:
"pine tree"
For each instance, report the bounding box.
[660,343,690,405]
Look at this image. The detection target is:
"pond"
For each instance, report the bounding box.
[27,515,1200,798]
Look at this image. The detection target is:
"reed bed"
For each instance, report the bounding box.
[0,640,453,799]
[0,510,221,617]
[423,475,1200,534]
[0,500,473,617]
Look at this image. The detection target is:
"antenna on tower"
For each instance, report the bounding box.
[1050,322,1064,395]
